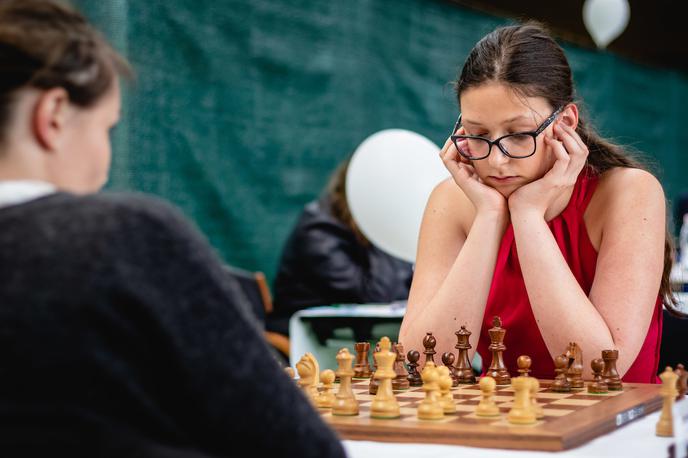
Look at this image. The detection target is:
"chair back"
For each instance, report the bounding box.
[223,265,273,324]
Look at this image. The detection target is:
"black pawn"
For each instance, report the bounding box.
[442,352,460,387]
[406,350,422,387]
[551,354,571,393]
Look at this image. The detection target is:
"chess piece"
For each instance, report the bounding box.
[316,369,336,408]
[475,376,499,417]
[454,325,477,384]
[517,355,531,377]
[369,342,381,395]
[656,366,679,437]
[601,349,623,391]
[486,316,510,385]
[551,354,571,392]
[406,350,423,387]
[675,363,687,400]
[529,377,544,419]
[441,352,460,387]
[353,342,373,378]
[417,362,444,420]
[422,332,437,370]
[332,348,359,416]
[588,358,608,394]
[516,355,543,419]
[392,343,410,391]
[437,365,456,414]
[371,337,401,419]
[565,342,584,390]
[296,352,320,403]
[508,376,536,425]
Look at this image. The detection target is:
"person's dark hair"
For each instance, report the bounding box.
[324,158,370,247]
[454,21,682,316]
[0,0,132,145]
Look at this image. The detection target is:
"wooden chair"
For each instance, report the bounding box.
[223,265,290,359]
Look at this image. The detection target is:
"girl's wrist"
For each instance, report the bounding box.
[474,208,510,232]
[508,198,545,219]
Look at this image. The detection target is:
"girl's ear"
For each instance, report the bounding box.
[558,103,579,131]
[32,87,70,152]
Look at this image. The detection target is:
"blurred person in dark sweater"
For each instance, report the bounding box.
[0,1,345,457]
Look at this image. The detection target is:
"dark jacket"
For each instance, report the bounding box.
[268,197,413,336]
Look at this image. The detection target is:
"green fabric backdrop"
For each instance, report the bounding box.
[74,0,688,285]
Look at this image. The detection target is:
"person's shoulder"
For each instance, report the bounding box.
[590,167,665,228]
[596,167,664,202]
[83,192,189,224]
[426,177,475,231]
[294,197,352,234]
[37,191,198,240]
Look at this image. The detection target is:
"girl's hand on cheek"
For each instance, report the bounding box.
[440,134,508,218]
[508,123,589,218]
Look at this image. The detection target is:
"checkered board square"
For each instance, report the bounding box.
[319,378,663,451]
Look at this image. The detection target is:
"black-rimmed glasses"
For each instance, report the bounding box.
[449,106,563,160]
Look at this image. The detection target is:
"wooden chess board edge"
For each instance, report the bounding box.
[331,422,564,451]
[557,384,663,449]
[325,383,663,451]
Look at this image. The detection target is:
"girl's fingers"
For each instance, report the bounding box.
[458,162,477,178]
[558,123,586,152]
[440,137,454,156]
[543,136,570,178]
[554,124,589,177]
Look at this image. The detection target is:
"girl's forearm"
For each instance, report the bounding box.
[400,212,508,360]
[511,210,617,377]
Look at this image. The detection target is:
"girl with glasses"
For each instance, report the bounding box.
[399,21,680,383]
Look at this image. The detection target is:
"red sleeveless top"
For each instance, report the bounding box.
[476,169,663,383]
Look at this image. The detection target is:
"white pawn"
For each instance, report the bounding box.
[437,365,456,414]
[529,377,544,419]
[417,362,444,420]
[507,376,536,425]
[316,369,336,408]
[476,376,499,417]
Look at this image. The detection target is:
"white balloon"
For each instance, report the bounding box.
[583,0,630,49]
[346,129,448,263]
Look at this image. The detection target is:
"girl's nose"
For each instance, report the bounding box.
[487,143,511,168]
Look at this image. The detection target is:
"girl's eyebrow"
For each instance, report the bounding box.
[462,114,531,127]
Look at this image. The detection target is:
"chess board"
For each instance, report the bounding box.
[320,378,662,451]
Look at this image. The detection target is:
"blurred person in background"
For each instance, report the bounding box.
[267,157,414,341]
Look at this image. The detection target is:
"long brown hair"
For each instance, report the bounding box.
[454,21,682,316]
[0,0,131,145]
[325,158,370,247]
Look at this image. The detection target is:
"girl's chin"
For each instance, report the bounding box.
[496,187,517,198]
[487,182,520,198]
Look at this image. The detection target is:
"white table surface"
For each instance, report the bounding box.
[289,302,406,369]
